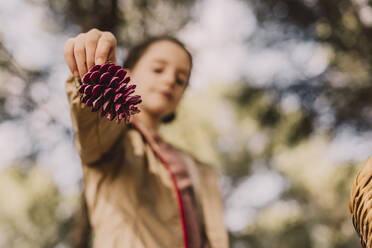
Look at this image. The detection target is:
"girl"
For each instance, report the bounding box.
[63,28,229,248]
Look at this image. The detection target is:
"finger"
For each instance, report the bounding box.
[63,38,79,77]
[85,29,101,71]
[108,46,117,64]
[74,35,88,78]
[95,32,116,65]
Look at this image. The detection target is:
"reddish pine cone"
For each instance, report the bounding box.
[78,62,142,124]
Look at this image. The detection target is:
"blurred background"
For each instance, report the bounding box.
[0,0,371,247]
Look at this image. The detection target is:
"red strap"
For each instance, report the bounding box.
[130,120,189,248]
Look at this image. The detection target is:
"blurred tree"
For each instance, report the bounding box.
[242,0,372,138]
[0,164,79,248]
[0,40,45,122]
[216,0,372,246]
[29,0,195,46]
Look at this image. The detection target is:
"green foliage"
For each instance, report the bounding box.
[0,165,79,248]
[244,0,372,134]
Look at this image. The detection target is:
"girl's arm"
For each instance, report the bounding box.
[64,28,125,165]
[66,74,126,165]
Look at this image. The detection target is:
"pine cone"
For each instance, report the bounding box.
[78,62,142,124]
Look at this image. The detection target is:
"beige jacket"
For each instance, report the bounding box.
[66,75,229,248]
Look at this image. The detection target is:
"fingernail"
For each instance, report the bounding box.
[74,70,79,77]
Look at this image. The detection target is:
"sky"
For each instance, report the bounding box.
[0,0,372,234]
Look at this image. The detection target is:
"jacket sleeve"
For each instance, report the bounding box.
[65,74,127,165]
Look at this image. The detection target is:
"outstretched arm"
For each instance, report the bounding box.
[64,28,125,165]
[66,74,126,165]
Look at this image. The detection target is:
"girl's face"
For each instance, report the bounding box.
[129,40,191,122]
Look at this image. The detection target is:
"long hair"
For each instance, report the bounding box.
[69,35,193,248]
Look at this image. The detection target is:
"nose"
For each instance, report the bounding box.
[163,71,177,89]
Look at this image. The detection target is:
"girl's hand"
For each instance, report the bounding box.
[63,28,117,78]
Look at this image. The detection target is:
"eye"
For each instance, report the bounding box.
[153,68,163,73]
[176,77,186,86]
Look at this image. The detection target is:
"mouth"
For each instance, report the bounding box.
[159,91,173,101]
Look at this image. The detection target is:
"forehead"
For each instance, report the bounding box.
[142,40,191,70]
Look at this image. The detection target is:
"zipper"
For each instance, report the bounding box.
[131,120,189,248]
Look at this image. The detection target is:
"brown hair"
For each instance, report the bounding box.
[69,36,193,248]
[123,36,193,72]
